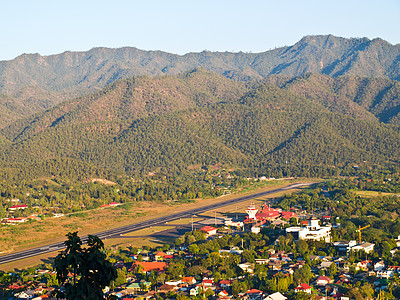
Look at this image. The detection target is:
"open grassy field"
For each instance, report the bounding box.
[354,190,397,198]
[0,178,320,271]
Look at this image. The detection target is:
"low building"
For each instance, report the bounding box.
[352,242,375,253]
[315,276,333,286]
[129,261,167,274]
[200,226,218,237]
[333,240,357,252]
[224,218,243,228]
[294,283,312,294]
[265,292,287,300]
[8,204,27,211]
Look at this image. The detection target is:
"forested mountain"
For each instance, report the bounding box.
[0,35,399,128]
[265,73,400,124]
[1,70,399,181]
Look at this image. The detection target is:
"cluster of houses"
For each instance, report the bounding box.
[5,201,400,299]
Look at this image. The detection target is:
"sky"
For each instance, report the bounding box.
[1,0,399,61]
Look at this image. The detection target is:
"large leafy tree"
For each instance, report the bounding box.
[55,232,117,299]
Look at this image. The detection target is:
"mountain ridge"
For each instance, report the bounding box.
[0,35,399,124]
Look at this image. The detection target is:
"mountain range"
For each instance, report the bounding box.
[0,34,399,129]
[0,35,399,181]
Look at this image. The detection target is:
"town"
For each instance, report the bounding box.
[2,177,400,300]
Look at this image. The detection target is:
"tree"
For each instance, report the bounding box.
[328,262,338,277]
[55,232,117,300]
[296,240,308,256]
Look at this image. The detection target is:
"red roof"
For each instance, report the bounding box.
[182,277,195,283]
[280,211,297,219]
[246,289,262,294]
[203,279,214,284]
[256,211,280,219]
[9,204,27,209]
[317,276,332,282]
[130,261,167,272]
[295,283,312,290]
[219,280,233,285]
[201,226,217,233]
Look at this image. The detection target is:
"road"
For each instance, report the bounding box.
[0,182,313,265]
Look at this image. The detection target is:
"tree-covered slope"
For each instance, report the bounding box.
[1,69,246,142]
[265,73,400,124]
[0,35,399,128]
[1,72,399,181]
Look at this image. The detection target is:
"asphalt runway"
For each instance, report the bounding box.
[0,182,313,265]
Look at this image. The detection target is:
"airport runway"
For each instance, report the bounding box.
[0,182,312,265]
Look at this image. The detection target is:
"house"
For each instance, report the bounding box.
[219,248,243,255]
[182,277,196,285]
[294,283,312,294]
[239,262,255,273]
[218,290,229,297]
[126,281,151,292]
[374,261,385,271]
[157,283,178,294]
[219,280,233,288]
[255,258,269,264]
[129,261,167,274]
[245,289,264,299]
[3,217,28,224]
[356,260,372,271]
[200,226,218,237]
[154,251,168,261]
[315,276,333,286]
[8,204,27,211]
[377,270,394,279]
[320,261,334,269]
[265,292,287,300]
[202,278,214,287]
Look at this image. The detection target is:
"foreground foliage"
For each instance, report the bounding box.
[54,232,117,300]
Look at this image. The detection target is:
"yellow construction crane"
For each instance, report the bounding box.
[357,225,370,244]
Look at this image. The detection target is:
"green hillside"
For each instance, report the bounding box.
[1,71,399,181]
[265,73,400,124]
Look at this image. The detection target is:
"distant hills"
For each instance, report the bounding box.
[1,70,399,181]
[0,35,399,129]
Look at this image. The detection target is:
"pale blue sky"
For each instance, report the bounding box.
[1,0,399,61]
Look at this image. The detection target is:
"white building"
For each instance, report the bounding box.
[352,242,375,254]
[333,240,357,252]
[286,217,331,242]
[224,218,243,228]
[333,240,375,254]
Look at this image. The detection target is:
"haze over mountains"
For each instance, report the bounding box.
[0,35,400,181]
